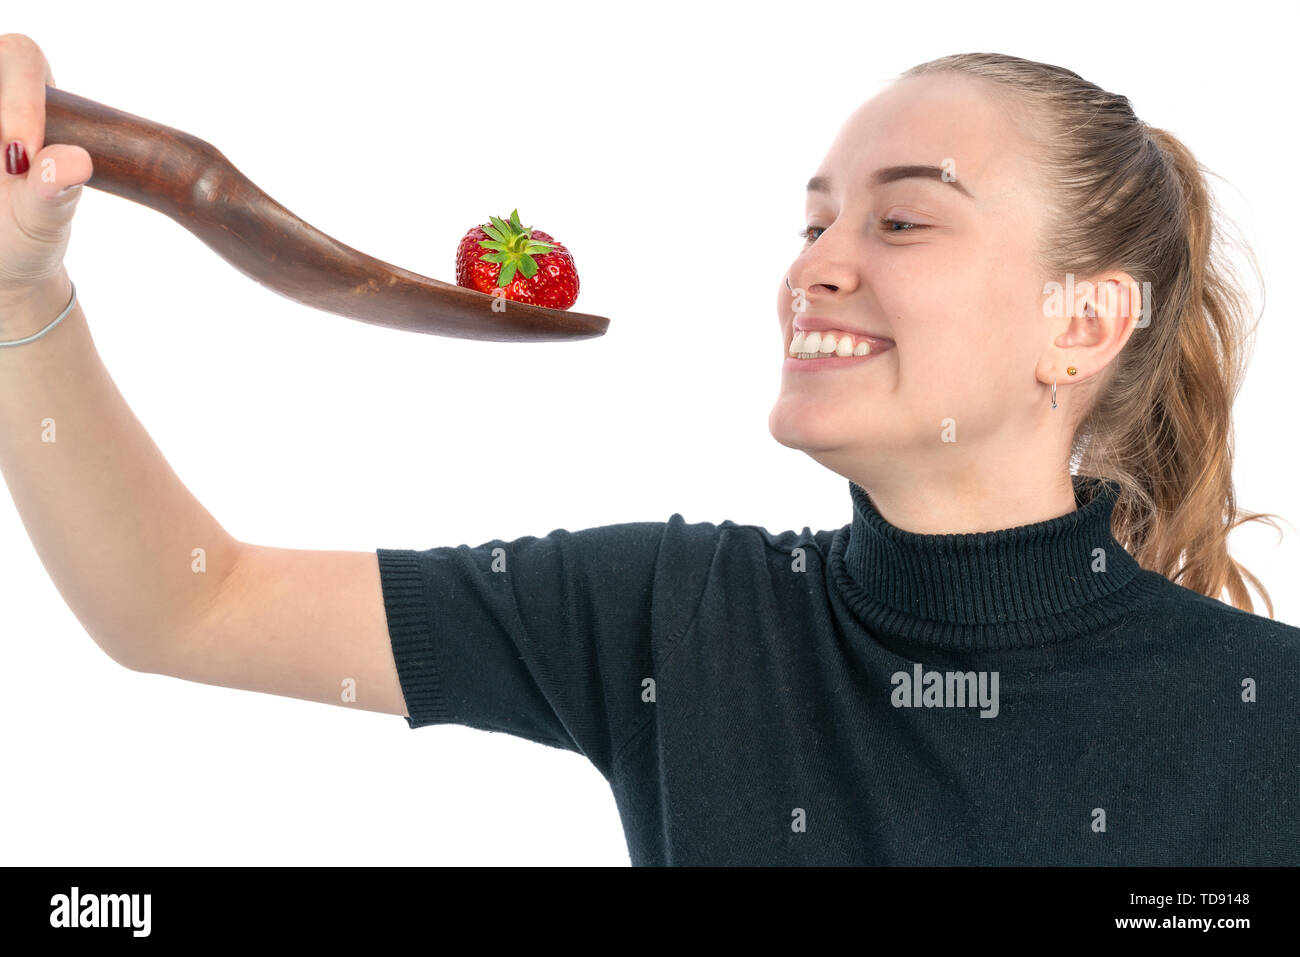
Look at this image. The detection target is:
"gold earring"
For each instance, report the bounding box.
[1067,366,1077,376]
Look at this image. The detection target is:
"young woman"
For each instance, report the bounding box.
[2,39,1295,865]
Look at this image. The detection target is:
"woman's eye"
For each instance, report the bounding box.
[800,219,929,244]
[880,218,926,232]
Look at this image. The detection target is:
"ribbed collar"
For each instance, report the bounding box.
[830,473,1155,651]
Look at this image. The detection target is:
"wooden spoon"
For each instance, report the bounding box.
[42,86,608,342]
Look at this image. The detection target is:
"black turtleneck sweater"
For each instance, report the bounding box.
[375,474,1300,865]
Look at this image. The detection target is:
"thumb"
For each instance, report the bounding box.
[12,143,93,237]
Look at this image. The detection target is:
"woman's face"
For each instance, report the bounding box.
[768,73,1055,481]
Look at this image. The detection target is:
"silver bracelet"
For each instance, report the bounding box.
[0,279,78,348]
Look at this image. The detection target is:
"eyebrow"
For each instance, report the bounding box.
[806,165,974,200]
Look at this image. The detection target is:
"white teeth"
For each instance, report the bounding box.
[788,328,884,359]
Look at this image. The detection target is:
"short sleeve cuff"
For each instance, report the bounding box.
[376,548,450,729]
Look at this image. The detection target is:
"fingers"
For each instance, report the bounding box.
[9,144,91,249]
[0,33,55,174]
[25,142,92,200]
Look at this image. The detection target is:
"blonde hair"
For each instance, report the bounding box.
[898,52,1285,616]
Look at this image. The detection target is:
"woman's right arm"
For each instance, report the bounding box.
[0,34,410,719]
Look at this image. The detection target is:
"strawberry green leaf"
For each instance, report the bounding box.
[475,210,557,289]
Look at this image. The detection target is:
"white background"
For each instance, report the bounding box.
[2,0,1296,865]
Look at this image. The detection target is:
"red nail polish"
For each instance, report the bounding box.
[5,141,29,175]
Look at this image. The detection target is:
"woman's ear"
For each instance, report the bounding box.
[1064,273,1142,375]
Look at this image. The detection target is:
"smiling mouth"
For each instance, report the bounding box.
[787,328,895,359]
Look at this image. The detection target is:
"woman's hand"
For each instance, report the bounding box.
[0,34,92,308]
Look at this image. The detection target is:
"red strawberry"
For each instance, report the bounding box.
[455,209,579,310]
